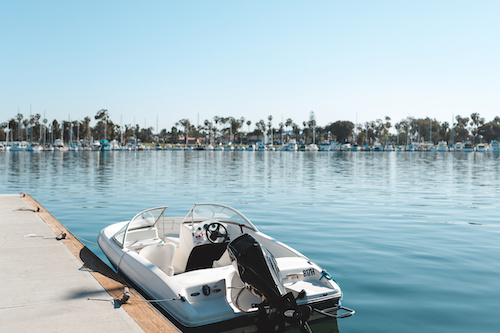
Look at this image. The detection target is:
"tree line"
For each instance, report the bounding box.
[2,109,500,145]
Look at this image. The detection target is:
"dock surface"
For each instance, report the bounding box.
[0,194,179,332]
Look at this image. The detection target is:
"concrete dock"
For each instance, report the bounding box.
[0,194,180,332]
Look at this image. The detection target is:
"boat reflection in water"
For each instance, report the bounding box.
[213,316,339,333]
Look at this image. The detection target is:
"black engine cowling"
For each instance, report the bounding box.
[228,234,312,332]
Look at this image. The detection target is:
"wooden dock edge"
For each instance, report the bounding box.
[22,193,180,333]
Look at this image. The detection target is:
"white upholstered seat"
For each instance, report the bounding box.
[139,242,176,276]
[212,249,232,268]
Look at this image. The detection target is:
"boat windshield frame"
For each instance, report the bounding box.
[181,203,258,232]
[113,206,168,248]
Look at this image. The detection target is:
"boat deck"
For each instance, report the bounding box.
[0,193,179,333]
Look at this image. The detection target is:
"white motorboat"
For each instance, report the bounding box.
[437,141,448,152]
[373,141,383,151]
[476,143,487,152]
[10,141,28,151]
[193,143,205,151]
[384,142,394,152]
[256,142,266,151]
[340,142,351,151]
[98,204,353,332]
[284,139,298,151]
[490,140,500,152]
[53,139,68,151]
[43,144,55,151]
[26,142,42,152]
[330,142,340,151]
[319,141,330,152]
[126,142,136,150]
[463,141,474,152]
[91,140,101,151]
[306,144,318,152]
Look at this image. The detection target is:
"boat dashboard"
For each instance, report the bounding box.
[173,220,240,273]
[180,219,251,246]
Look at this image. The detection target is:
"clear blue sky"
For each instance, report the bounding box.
[2,1,499,131]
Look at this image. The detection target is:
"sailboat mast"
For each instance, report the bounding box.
[429,118,432,144]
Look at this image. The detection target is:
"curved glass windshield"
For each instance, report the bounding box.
[113,207,167,248]
[129,207,167,230]
[182,204,257,231]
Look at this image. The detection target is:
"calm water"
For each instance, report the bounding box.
[2,150,500,333]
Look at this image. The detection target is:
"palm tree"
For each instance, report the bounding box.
[16,113,23,141]
[454,115,470,142]
[246,120,252,133]
[470,112,485,143]
[22,119,29,141]
[278,122,284,144]
[285,118,293,142]
[42,118,48,144]
[204,119,213,144]
[0,122,7,141]
[256,120,266,138]
[309,111,316,144]
[292,123,300,139]
[235,117,245,143]
[267,115,273,144]
[94,109,110,140]
[213,116,221,142]
[178,119,191,145]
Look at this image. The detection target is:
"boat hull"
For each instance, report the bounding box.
[98,207,346,330]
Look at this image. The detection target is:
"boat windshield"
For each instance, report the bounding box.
[182,204,257,232]
[113,207,167,247]
[130,207,167,230]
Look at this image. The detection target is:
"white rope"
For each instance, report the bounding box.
[24,234,57,239]
[74,235,99,245]
[87,291,185,303]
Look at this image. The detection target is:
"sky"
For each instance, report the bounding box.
[1,1,499,131]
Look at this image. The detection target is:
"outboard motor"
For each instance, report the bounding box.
[228,234,312,332]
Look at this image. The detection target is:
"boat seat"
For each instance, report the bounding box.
[163,236,180,246]
[139,242,176,276]
[212,249,232,268]
[185,243,228,272]
[124,227,161,251]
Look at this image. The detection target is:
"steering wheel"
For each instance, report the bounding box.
[205,222,228,244]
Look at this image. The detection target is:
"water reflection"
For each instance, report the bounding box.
[218,317,339,333]
[1,150,500,333]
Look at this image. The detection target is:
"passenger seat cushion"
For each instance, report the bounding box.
[139,242,176,276]
[213,249,232,267]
